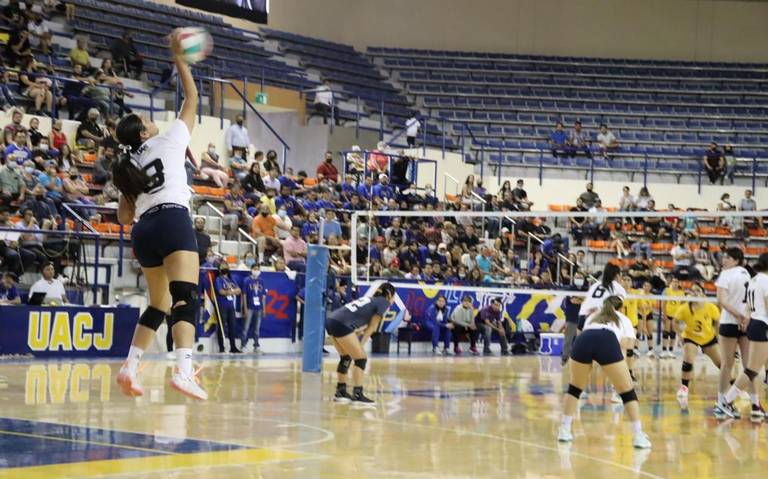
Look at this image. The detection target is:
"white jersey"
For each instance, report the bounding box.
[579,280,627,316]
[746,272,768,324]
[583,310,635,342]
[715,266,751,325]
[133,120,191,218]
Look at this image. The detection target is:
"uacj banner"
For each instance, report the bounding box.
[0,306,139,357]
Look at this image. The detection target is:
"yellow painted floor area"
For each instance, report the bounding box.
[0,355,765,478]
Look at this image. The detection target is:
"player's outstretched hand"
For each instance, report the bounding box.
[168,29,184,59]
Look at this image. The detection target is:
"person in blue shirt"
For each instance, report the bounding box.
[339,175,357,202]
[426,295,453,355]
[275,185,305,218]
[315,188,336,211]
[302,189,321,213]
[372,174,395,201]
[37,161,64,209]
[321,210,342,239]
[550,121,569,157]
[356,175,374,201]
[0,273,20,305]
[241,264,266,353]
[3,131,31,165]
[214,263,241,353]
[301,211,320,239]
[342,194,366,212]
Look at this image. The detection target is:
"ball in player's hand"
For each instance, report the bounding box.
[172,27,213,64]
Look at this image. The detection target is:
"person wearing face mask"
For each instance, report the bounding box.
[561,272,588,365]
[48,119,68,152]
[0,159,26,206]
[241,264,266,353]
[214,263,242,353]
[316,151,338,183]
[193,217,212,265]
[225,114,248,159]
[449,295,478,355]
[199,143,231,188]
[21,184,55,224]
[251,204,287,265]
[63,166,95,216]
[282,225,307,271]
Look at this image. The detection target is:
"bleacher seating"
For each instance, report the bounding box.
[368,47,768,177]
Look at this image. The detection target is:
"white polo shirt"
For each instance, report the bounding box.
[29,277,67,304]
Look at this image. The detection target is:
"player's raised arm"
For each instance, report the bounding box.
[169,29,198,134]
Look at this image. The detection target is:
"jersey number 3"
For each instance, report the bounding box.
[143,159,165,194]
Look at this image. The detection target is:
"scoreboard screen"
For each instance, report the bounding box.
[176,0,268,24]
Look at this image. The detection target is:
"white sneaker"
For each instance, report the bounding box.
[633,431,652,449]
[170,369,208,401]
[557,424,573,442]
[116,364,144,397]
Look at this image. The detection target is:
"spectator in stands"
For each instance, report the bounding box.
[628,254,652,287]
[48,119,66,152]
[511,179,533,210]
[578,182,600,208]
[251,204,286,265]
[0,69,16,110]
[321,209,342,240]
[75,108,103,151]
[549,122,568,157]
[3,109,26,140]
[670,237,698,279]
[27,118,43,148]
[57,144,77,173]
[588,198,610,240]
[37,160,63,209]
[703,142,725,184]
[405,115,420,148]
[28,261,67,304]
[262,168,281,192]
[568,121,592,158]
[282,225,307,271]
[635,186,653,210]
[241,162,265,202]
[214,263,241,353]
[90,145,112,186]
[372,174,395,201]
[68,35,92,74]
[223,182,251,240]
[596,124,619,158]
[21,184,55,223]
[618,185,635,211]
[316,151,338,182]
[18,55,53,116]
[569,197,589,246]
[0,160,25,206]
[0,0,25,27]
[194,217,212,265]
[60,63,95,120]
[62,166,94,212]
[4,130,31,165]
[110,31,143,79]
[694,240,716,281]
[368,142,389,174]
[199,143,231,188]
[225,114,248,159]
[27,13,51,55]
[15,208,46,268]
[631,235,652,259]
[311,79,336,125]
[262,150,280,174]
[722,144,737,184]
[4,25,31,67]
[0,272,20,304]
[739,188,763,230]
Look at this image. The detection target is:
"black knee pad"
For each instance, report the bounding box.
[626,349,635,358]
[619,389,639,403]
[745,368,758,382]
[138,306,166,331]
[567,384,582,399]
[662,332,670,340]
[669,331,677,340]
[353,358,367,371]
[169,281,198,327]
[337,355,352,374]
[682,361,693,372]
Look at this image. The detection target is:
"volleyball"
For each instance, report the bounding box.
[177,27,213,64]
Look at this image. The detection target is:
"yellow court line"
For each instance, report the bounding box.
[0,448,303,479]
[0,429,172,455]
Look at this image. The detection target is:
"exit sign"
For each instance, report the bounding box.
[255,92,268,104]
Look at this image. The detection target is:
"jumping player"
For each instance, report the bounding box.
[674,283,721,408]
[558,296,651,449]
[326,282,396,406]
[720,252,768,422]
[113,30,206,400]
[661,278,686,358]
[713,247,753,419]
[578,262,626,330]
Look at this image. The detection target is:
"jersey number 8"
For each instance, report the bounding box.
[143,159,165,194]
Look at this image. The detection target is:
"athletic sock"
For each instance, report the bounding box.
[126,346,144,374]
[562,415,573,429]
[632,421,643,434]
[682,379,690,387]
[725,386,742,404]
[176,348,193,376]
[751,394,760,406]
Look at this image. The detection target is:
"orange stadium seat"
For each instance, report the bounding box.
[303,178,318,187]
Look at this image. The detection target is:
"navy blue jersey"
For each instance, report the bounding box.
[327,296,390,331]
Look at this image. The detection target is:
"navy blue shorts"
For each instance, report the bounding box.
[747,320,768,342]
[571,329,625,365]
[719,323,746,338]
[325,319,355,338]
[132,204,198,268]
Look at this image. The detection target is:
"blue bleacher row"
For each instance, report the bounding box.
[367,46,768,70]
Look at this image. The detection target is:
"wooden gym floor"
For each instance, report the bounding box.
[0,354,765,479]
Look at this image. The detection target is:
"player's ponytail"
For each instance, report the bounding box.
[753,252,768,273]
[591,295,623,327]
[113,114,150,203]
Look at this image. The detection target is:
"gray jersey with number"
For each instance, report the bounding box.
[327,296,390,330]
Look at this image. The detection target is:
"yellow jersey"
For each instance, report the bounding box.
[622,289,641,327]
[638,293,655,317]
[674,302,719,345]
[663,288,686,316]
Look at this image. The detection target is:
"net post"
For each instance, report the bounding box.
[302,245,329,373]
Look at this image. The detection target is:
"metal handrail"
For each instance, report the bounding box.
[202,201,258,256]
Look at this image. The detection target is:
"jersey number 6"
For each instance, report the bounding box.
[143,159,165,194]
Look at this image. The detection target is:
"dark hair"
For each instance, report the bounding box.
[491,298,502,305]
[725,247,744,265]
[754,252,768,273]
[112,114,150,202]
[601,263,621,289]
[590,296,623,327]
[462,295,473,303]
[373,282,395,299]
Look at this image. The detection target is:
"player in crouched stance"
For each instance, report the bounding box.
[558,296,651,449]
[325,283,396,406]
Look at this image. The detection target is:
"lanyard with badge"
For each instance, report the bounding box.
[251,280,262,308]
